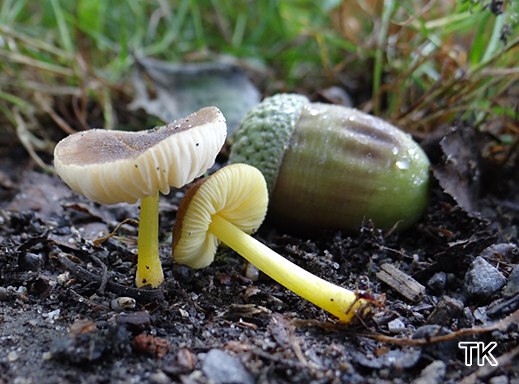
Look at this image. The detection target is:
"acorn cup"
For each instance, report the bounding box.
[229,93,430,232]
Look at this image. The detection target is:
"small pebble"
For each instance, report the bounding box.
[244,262,260,281]
[474,307,488,323]
[480,243,517,260]
[8,351,19,362]
[427,296,464,325]
[202,349,254,384]
[150,370,171,384]
[464,256,506,301]
[111,297,136,311]
[503,264,519,297]
[489,375,509,384]
[179,308,189,318]
[16,286,28,295]
[43,309,61,322]
[388,318,406,333]
[411,360,446,384]
[56,272,71,286]
[459,307,475,328]
[13,378,32,384]
[427,272,447,294]
[353,349,421,370]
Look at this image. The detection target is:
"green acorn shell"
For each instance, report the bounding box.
[229,94,430,231]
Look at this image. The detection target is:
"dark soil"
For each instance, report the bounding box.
[0,127,518,384]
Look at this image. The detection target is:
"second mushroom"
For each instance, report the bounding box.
[172,163,372,323]
[54,107,227,288]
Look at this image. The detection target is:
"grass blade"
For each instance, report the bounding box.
[49,0,74,54]
[373,0,396,115]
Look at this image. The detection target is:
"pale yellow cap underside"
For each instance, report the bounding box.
[173,163,268,269]
[53,107,227,204]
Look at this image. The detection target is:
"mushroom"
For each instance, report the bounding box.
[54,107,227,288]
[172,163,372,323]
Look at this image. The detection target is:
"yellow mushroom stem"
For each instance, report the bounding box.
[208,214,369,323]
[136,192,164,288]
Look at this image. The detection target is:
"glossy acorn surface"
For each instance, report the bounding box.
[229,94,430,232]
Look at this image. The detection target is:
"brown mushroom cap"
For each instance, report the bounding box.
[173,163,268,269]
[54,107,227,204]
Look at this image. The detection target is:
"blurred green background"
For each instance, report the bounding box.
[0,0,518,168]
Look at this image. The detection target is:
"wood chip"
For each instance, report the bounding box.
[376,263,425,302]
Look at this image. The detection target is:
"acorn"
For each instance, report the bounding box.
[229,93,430,232]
